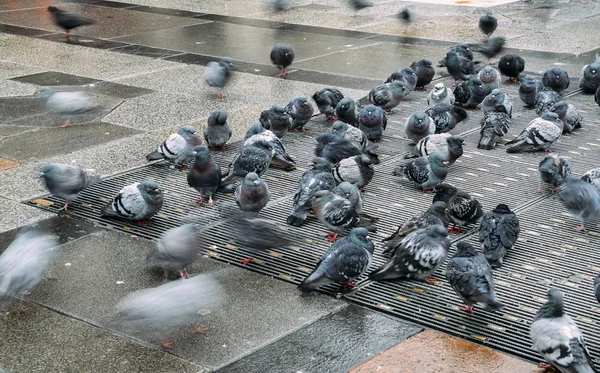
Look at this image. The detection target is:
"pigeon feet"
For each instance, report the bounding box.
[196,197,205,204]
[279,69,288,78]
[59,121,70,128]
[344,282,357,288]
[383,109,394,115]
[424,277,437,284]
[459,305,474,313]
[488,61,495,65]
[543,148,553,153]
[324,115,338,121]
[538,362,556,371]
[240,257,254,265]
[181,268,190,279]
[208,196,218,205]
[447,226,462,234]
[562,131,570,136]
[414,87,427,91]
[325,233,339,242]
[137,220,151,227]
[58,202,70,212]
[576,225,586,232]
[218,92,226,99]
[160,338,174,349]
[62,33,71,39]
[193,326,208,334]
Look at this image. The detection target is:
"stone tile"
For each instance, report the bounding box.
[0,80,39,97]
[128,5,205,17]
[0,126,36,137]
[109,44,184,59]
[0,199,53,233]
[0,23,52,37]
[0,61,45,81]
[11,71,100,86]
[37,33,130,50]
[0,0,56,12]
[107,0,268,18]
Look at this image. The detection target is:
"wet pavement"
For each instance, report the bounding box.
[0,0,599,372]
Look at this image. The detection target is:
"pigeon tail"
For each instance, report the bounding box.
[146,151,165,161]
[482,298,504,312]
[505,139,536,153]
[363,149,381,165]
[220,174,242,187]
[357,213,378,232]
[100,200,118,218]
[368,262,398,281]
[286,211,308,227]
[271,157,296,171]
[299,271,331,293]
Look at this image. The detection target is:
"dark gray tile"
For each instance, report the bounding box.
[0,96,47,124]
[109,44,183,59]
[11,71,100,87]
[130,5,205,18]
[0,24,52,37]
[37,34,129,50]
[91,81,155,99]
[286,68,386,91]
[0,125,36,137]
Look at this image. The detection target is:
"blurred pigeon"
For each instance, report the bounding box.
[479,10,497,38]
[404,111,435,143]
[368,81,410,114]
[300,227,374,292]
[231,216,290,252]
[446,242,504,313]
[530,289,598,373]
[357,104,387,142]
[427,83,455,107]
[454,78,486,109]
[235,172,270,213]
[147,125,202,166]
[596,87,600,107]
[285,96,315,131]
[40,163,100,211]
[204,57,233,99]
[204,110,232,150]
[445,50,476,82]
[438,44,474,68]
[333,182,364,213]
[287,158,335,227]
[369,225,450,282]
[47,6,94,38]
[433,183,484,233]
[479,204,520,268]
[270,43,294,78]
[542,67,570,94]
[333,155,375,189]
[498,53,525,83]
[313,88,344,121]
[535,89,561,115]
[558,176,600,232]
[381,201,448,257]
[397,7,415,24]
[482,88,512,117]
[478,66,501,95]
[581,167,600,191]
[348,0,372,13]
[221,140,273,187]
[148,224,201,280]
[187,145,221,205]
[477,105,511,150]
[268,0,290,11]
[411,133,451,158]
[101,180,163,224]
[315,133,361,165]
[245,120,295,171]
[335,98,360,126]
[519,75,544,107]
[38,87,99,128]
[259,105,292,138]
[470,37,506,64]
[505,112,563,153]
[410,59,435,90]
[385,67,418,93]
[549,101,583,134]
[331,120,367,150]
[595,275,600,305]
[425,103,469,133]
[393,152,449,192]
[579,54,600,94]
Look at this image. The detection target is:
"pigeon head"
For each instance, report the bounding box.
[331,121,348,137]
[494,204,511,213]
[549,101,568,118]
[219,57,234,69]
[585,63,599,77]
[40,164,58,178]
[193,145,211,161]
[397,8,414,22]
[469,78,484,91]
[433,83,444,93]
[361,105,382,122]
[245,120,265,138]
[433,183,458,200]
[139,180,161,197]
[541,111,560,123]
[295,96,310,108]
[316,133,338,146]
[209,110,228,125]
[47,6,59,13]
[334,182,360,201]
[420,58,433,67]
[537,289,565,318]
[429,201,447,216]
[349,227,374,251]
[179,125,197,138]
[403,67,417,79]
[390,80,409,95]
[251,139,274,153]
[428,152,449,166]
[454,242,478,257]
[425,224,449,238]
[446,135,464,148]
[38,87,55,100]
[272,105,286,115]
[480,66,497,83]
[243,172,261,186]
[311,157,332,171]
[355,155,372,167]
[337,97,354,112]
[411,111,428,124]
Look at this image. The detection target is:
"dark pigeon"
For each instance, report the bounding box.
[535,89,561,115]
[47,6,94,38]
[425,103,468,133]
[579,54,600,94]
[479,10,498,38]
[479,204,520,268]
[385,67,418,93]
[438,44,474,68]
[204,110,232,150]
[315,133,361,165]
[335,98,360,126]
[410,58,435,90]
[221,140,273,188]
[270,43,294,78]
[445,50,476,82]
[40,163,100,211]
[204,58,234,99]
[260,105,292,138]
[505,112,563,153]
[433,183,484,233]
[454,78,486,109]
[285,96,315,131]
[542,67,570,94]
[558,176,600,232]
[393,152,449,191]
[245,120,295,171]
[595,274,600,305]
[287,158,335,227]
[313,88,344,121]
[596,86,600,107]
[333,155,375,189]
[470,36,505,63]
[232,216,290,251]
[348,0,373,12]
[549,101,583,134]
[146,125,202,165]
[404,111,435,143]
[498,53,525,83]
[187,146,221,205]
[519,75,544,108]
[101,180,164,223]
[357,104,387,142]
[477,105,511,150]
[482,88,512,118]
[368,81,411,113]
[235,172,270,213]
[331,120,367,150]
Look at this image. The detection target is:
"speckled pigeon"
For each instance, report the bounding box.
[231,216,290,252]
[38,87,99,128]
[333,155,375,189]
[478,204,519,269]
[385,67,418,93]
[331,120,367,150]
[313,88,344,121]
[368,81,410,114]
[470,37,505,63]
[259,105,292,139]
[235,172,270,214]
[270,43,294,78]
[558,176,600,232]
[393,152,449,191]
[204,57,233,99]
[433,183,484,233]
[549,101,582,134]
[47,6,94,38]
[335,98,360,126]
[505,112,563,153]
[245,120,295,171]
[445,50,475,82]
[482,88,512,117]
[357,104,387,142]
[543,67,570,94]
[101,180,164,224]
[478,66,500,95]
[187,146,221,205]
[427,83,455,107]
[404,111,435,143]
[579,54,600,94]
[411,133,451,158]
[148,224,201,280]
[535,89,561,115]
[425,103,468,133]
[40,163,100,211]
[519,75,544,108]
[438,44,474,68]
[539,154,572,193]
[285,96,315,131]
[204,110,232,150]
[410,58,435,90]
[147,125,202,166]
[333,182,364,213]
[479,10,497,38]
[498,53,525,83]
[581,167,600,191]
[221,140,273,188]
[454,78,486,109]
[477,105,511,150]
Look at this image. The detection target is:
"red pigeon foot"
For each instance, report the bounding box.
[325,233,339,242]
[196,197,205,204]
[344,282,357,288]
[160,338,173,349]
[137,220,150,227]
[576,225,586,232]
[218,92,226,99]
[424,277,437,284]
[459,305,474,313]
[194,326,208,334]
[240,257,253,265]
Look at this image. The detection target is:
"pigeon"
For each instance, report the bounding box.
[40,163,100,211]
[558,176,600,232]
[438,44,474,68]
[0,227,57,307]
[333,182,364,213]
[579,54,600,94]
[433,183,484,233]
[479,10,498,38]
[542,67,570,94]
[478,66,501,95]
[245,120,295,171]
[444,135,465,165]
[478,204,520,268]
[410,59,435,90]
[397,7,415,24]
[335,98,360,126]
[287,158,335,227]
[235,172,270,213]
[404,111,435,143]
[146,125,202,166]
[498,53,525,83]
[446,242,504,313]
[369,225,450,282]
[519,75,544,107]
[596,86,600,107]
[313,88,344,121]
[454,78,486,109]
[268,0,290,11]
[357,104,387,142]
[549,101,583,134]
[221,140,273,188]
[581,167,600,191]
[477,105,511,150]
[47,6,94,38]
[332,155,375,189]
[470,37,506,64]
[108,274,224,349]
[203,110,232,150]
[348,0,373,13]
[300,227,374,292]
[231,216,290,252]
[425,103,468,133]
[331,120,367,150]
[270,43,294,78]
[315,133,361,165]
[101,180,163,224]
[259,105,292,138]
[595,274,600,305]
[530,289,598,373]
[445,50,476,82]
[393,152,449,192]
[368,81,410,114]
[482,88,512,117]
[381,201,448,257]
[147,224,201,280]
[204,57,233,99]
[38,87,99,128]
[427,83,455,107]
[411,133,451,158]
[385,67,418,93]
[535,89,561,116]
[285,96,315,131]
[187,145,221,205]
[505,112,563,153]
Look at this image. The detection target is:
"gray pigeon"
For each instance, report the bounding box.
[335,98,360,126]
[285,96,315,131]
[425,103,468,133]
[549,101,583,134]
[40,163,100,211]
[438,44,474,68]
[187,145,221,205]
[268,0,290,11]
[147,125,203,165]
[581,167,600,191]
[235,172,270,213]
[539,153,572,193]
[404,111,435,143]
[596,86,600,107]
[203,110,232,150]
[433,183,484,233]
[381,201,448,257]
[38,87,99,128]
[204,57,233,99]
[446,242,504,313]
[454,78,486,109]
[410,59,435,90]
[300,227,374,292]
[470,37,505,64]
[579,54,600,94]
[477,105,511,150]
[368,81,410,113]
[427,83,455,107]
[543,67,570,94]
[478,204,520,268]
[445,50,476,82]
[101,180,164,224]
[313,88,344,121]
[259,105,292,139]
[47,6,94,38]
[479,10,497,38]
[530,289,598,373]
[270,43,294,78]
[331,120,367,150]
[231,216,290,252]
[535,89,561,115]
[444,135,465,165]
[221,140,273,188]
[333,181,364,213]
[498,53,525,83]
[332,155,374,189]
[385,67,418,93]
[245,120,295,171]
[369,225,450,282]
[357,104,387,142]
[287,158,335,227]
[595,274,600,305]
[558,176,600,232]
[148,224,201,280]
[505,112,563,153]
[519,75,544,108]
[411,133,451,158]
[315,133,362,165]
[478,66,501,95]
[393,152,449,191]
[482,88,512,118]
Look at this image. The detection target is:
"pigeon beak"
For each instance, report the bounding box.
[193,151,198,155]
[39,172,45,176]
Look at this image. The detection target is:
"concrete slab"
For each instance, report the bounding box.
[0,198,53,233]
[111,0,269,18]
[0,125,36,137]
[0,61,45,81]
[0,80,38,97]
[11,71,101,86]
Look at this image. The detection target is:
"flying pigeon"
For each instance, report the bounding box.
[47,6,94,38]
[470,37,506,64]
[445,50,476,82]
[581,167,600,191]
[397,7,416,26]
[438,44,474,68]
[454,78,486,109]
[579,53,600,94]
[245,120,295,171]
[404,111,435,143]
[478,204,520,268]
[558,176,600,232]
[479,10,497,38]
[259,105,292,139]
[332,155,375,189]
[482,88,512,117]
[549,101,583,134]
[268,0,290,11]
[393,152,449,192]
[498,53,525,83]
[40,163,100,211]
[204,110,232,150]
[101,180,163,224]
[385,67,418,93]
[535,89,561,115]
[335,98,360,126]
[542,67,570,94]
[410,58,435,90]
[148,224,201,281]
[287,158,335,227]
[425,103,468,133]
[187,145,221,205]
[427,83,455,107]
[519,75,544,107]
[333,182,364,213]
[477,105,511,150]
[221,140,273,188]
[505,112,563,153]
[313,88,344,121]
[368,81,410,114]
[147,125,202,166]
[235,172,270,213]
[357,104,387,142]
[285,96,315,131]
[331,120,367,150]
[204,57,233,99]
[38,87,99,128]
[433,183,484,234]
[478,66,501,95]
[270,43,294,78]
